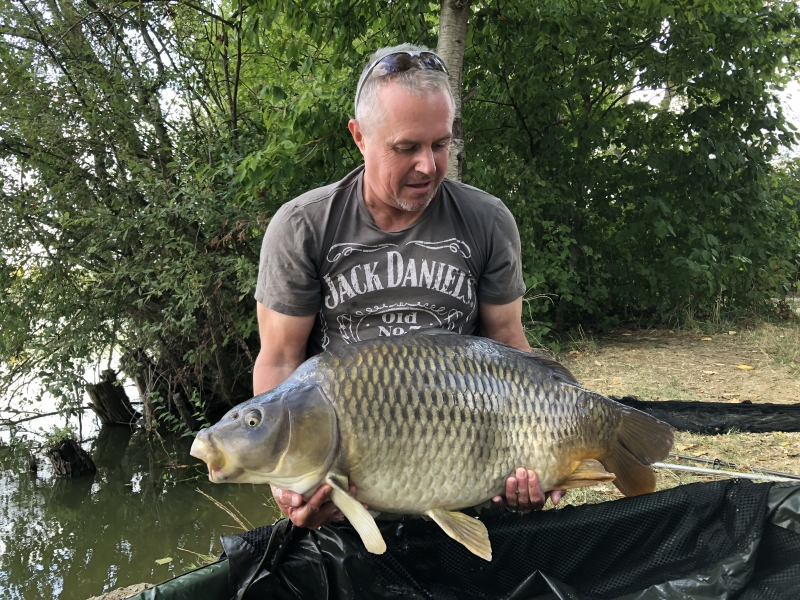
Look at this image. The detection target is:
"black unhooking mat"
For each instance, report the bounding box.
[611,396,800,433]
[223,480,800,600]
[132,480,800,600]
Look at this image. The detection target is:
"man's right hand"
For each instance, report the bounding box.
[271,483,358,530]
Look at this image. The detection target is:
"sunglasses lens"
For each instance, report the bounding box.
[369,51,447,79]
[418,52,446,71]
[371,53,412,78]
[356,50,448,108]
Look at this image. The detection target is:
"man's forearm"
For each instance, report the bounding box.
[489,327,532,353]
[478,299,532,353]
[253,353,305,395]
[253,303,316,395]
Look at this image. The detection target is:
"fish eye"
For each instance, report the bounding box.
[245,410,261,427]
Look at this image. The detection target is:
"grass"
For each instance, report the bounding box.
[736,322,800,373]
[546,318,800,508]
[175,490,281,571]
[556,429,800,509]
[169,489,262,572]
[554,320,800,403]
[177,547,219,571]
[195,487,255,531]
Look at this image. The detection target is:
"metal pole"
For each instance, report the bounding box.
[670,453,800,481]
[653,462,798,483]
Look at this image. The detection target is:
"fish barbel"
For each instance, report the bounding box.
[191,331,673,560]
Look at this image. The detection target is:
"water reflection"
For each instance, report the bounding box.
[0,428,280,600]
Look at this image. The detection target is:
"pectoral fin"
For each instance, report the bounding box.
[553,458,616,490]
[426,508,492,561]
[325,473,386,555]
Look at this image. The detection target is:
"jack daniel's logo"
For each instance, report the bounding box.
[318,239,478,349]
[323,250,476,310]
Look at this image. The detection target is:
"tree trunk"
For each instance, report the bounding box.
[437,0,471,182]
[46,438,97,477]
[86,369,140,426]
[173,392,201,430]
[660,79,677,111]
[121,350,166,433]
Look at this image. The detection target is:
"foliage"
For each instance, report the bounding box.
[768,157,800,286]
[1,0,799,430]
[0,0,438,424]
[465,0,800,333]
[41,424,77,448]
[0,0,270,417]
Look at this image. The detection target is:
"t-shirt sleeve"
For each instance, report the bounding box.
[254,204,321,316]
[476,202,526,304]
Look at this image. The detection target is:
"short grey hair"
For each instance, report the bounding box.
[354,43,455,134]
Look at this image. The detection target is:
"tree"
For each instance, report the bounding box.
[1,0,272,424]
[437,0,472,181]
[1,0,798,432]
[0,0,439,426]
[464,0,800,330]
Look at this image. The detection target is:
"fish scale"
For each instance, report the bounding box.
[322,338,553,510]
[192,330,674,560]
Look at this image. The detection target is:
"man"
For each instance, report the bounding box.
[254,44,564,530]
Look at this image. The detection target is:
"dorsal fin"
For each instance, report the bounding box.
[413,329,579,384]
[523,351,579,384]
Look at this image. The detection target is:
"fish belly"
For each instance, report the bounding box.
[318,335,615,514]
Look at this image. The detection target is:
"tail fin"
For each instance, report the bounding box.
[601,406,674,497]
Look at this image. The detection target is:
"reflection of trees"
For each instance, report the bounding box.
[49,476,94,509]
[0,429,277,599]
[92,426,134,471]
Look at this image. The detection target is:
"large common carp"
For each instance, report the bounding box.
[191,331,673,561]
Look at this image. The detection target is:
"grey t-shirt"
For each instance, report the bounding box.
[255,166,525,356]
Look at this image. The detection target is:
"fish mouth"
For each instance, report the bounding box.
[208,465,244,483]
[190,430,237,482]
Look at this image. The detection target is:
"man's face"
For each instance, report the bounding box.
[349,82,453,214]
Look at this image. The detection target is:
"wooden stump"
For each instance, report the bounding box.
[86,369,140,426]
[46,438,97,477]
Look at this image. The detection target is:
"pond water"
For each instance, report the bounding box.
[0,427,280,600]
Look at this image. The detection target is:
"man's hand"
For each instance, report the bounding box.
[271,483,360,530]
[492,468,565,513]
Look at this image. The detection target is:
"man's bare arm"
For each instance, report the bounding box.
[254,303,348,528]
[479,297,565,511]
[253,302,315,395]
[478,297,532,352]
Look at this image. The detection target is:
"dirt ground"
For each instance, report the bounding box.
[550,320,800,507]
[561,322,799,403]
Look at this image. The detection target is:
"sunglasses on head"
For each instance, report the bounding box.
[355,50,449,110]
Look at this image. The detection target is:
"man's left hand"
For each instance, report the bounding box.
[492,468,566,513]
